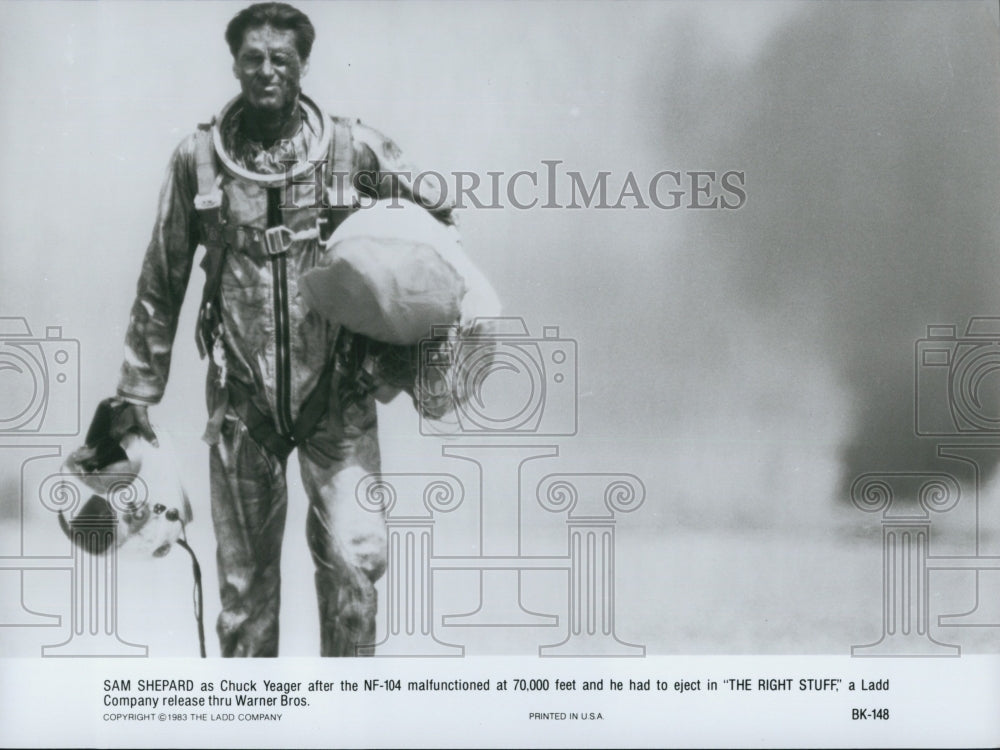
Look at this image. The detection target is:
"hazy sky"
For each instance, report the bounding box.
[1,0,999,535]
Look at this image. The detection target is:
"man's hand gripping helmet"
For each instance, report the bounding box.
[58,398,192,557]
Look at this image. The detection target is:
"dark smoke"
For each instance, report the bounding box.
[659,3,1000,499]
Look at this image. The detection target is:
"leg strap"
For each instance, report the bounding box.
[225,352,338,462]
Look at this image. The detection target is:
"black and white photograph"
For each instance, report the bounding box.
[1,0,999,747]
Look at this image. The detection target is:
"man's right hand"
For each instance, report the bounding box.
[73,398,158,473]
[88,398,159,447]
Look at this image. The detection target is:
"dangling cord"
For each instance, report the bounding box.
[170,512,206,658]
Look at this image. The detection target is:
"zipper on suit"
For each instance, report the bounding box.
[267,187,294,437]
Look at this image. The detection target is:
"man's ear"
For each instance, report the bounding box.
[232,60,240,80]
[301,58,310,78]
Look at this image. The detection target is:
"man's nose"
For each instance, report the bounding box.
[260,57,274,76]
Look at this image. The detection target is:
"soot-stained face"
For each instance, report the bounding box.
[232,24,307,114]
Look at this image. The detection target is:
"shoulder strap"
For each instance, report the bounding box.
[193,122,227,359]
[193,123,223,221]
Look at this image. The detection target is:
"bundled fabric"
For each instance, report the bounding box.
[300,200,501,344]
[59,398,192,557]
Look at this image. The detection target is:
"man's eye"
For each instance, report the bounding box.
[271,56,289,66]
[241,54,264,66]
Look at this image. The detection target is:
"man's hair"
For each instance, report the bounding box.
[225,3,316,60]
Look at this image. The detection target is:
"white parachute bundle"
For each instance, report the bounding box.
[300,200,501,344]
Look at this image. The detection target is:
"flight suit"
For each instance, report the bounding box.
[117,94,453,656]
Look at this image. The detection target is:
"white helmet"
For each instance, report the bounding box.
[57,429,192,558]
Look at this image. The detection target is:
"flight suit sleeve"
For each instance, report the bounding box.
[346,123,473,419]
[116,136,201,405]
[351,124,500,328]
[350,122,457,227]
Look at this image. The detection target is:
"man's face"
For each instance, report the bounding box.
[233,25,307,112]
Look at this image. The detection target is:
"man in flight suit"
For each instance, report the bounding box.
[107,2,453,656]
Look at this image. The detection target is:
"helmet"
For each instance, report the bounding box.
[58,402,192,557]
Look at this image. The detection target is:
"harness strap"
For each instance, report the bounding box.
[225,353,337,462]
[195,118,354,356]
[196,116,356,457]
[193,122,226,359]
[194,123,222,206]
[216,224,322,264]
[228,120,355,456]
